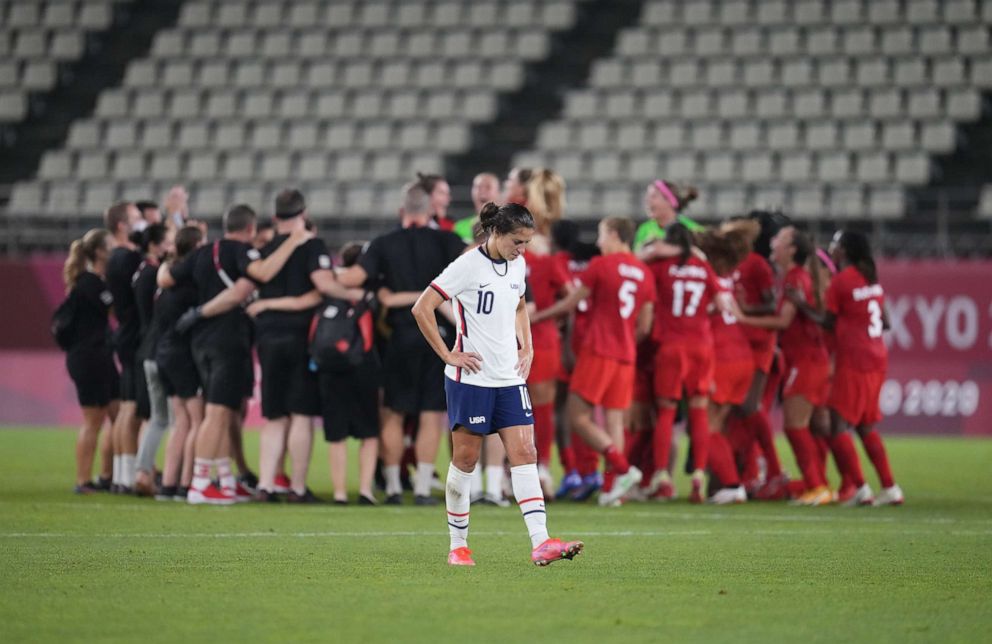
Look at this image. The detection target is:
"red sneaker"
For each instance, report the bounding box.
[227,481,253,503]
[273,473,291,494]
[447,547,475,566]
[836,482,858,505]
[785,479,807,500]
[689,478,704,504]
[187,483,235,506]
[651,479,676,501]
[531,538,584,566]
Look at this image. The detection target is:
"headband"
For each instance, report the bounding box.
[816,248,837,275]
[274,206,305,220]
[653,180,680,210]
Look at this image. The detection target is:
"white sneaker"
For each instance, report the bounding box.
[623,485,648,502]
[842,483,875,507]
[708,486,747,505]
[482,492,510,507]
[598,466,642,506]
[872,484,904,507]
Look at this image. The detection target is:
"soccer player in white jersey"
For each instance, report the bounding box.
[412,202,584,567]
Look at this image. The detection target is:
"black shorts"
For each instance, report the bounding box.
[257,332,319,419]
[383,326,446,414]
[192,339,252,410]
[320,355,380,442]
[134,354,151,420]
[67,347,119,408]
[157,348,201,399]
[116,350,138,402]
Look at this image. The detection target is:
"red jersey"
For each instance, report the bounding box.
[578,252,655,363]
[526,252,569,349]
[554,250,593,355]
[779,265,829,364]
[826,266,888,372]
[650,255,720,346]
[710,276,752,362]
[733,252,777,351]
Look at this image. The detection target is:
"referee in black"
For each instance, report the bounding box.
[104,201,143,492]
[158,204,309,504]
[338,183,465,504]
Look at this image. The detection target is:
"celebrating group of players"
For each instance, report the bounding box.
[57,165,903,513]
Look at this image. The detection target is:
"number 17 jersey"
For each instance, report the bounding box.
[650,255,721,346]
[577,252,655,364]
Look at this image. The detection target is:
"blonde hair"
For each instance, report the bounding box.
[525,168,566,236]
[63,229,111,292]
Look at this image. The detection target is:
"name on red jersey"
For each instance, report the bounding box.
[668,264,709,280]
[853,284,884,301]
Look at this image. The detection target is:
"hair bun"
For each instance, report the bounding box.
[478,202,500,223]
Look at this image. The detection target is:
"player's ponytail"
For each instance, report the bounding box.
[525,168,565,235]
[653,180,699,212]
[63,229,111,293]
[479,202,535,236]
[791,229,825,310]
[839,230,878,284]
[665,222,694,266]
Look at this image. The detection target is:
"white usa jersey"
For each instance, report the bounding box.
[430,246,527,388]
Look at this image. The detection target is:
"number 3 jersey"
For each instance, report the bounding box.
[650,255,720,348]
[430,246,527,388]
[826,265,888,372]
[576,252,655,364]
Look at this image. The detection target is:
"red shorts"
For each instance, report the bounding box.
[711,359,753,406]
[750,342,776,374]
[782,357,831,407]
[527,346,560,384]
[570,351,635,410]
[829,367,884,427]
[653,343,714,401]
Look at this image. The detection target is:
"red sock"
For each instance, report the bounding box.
[652,406,677,476]
[829,432,865,488]
[575,436,599,476]
[631,429,655,482]
[602,466,616,493]
[785,427,827,489]
[708,433,740,486]
[743,442,762,483]
[602,445,629,474]
[688,407,710,472]
[860,430,895,488]
[746,411,782,478]
[532,403,554,466]
[813,434,830,479]
[559,444,577,473]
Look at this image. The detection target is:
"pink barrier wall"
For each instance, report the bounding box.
[1,256,989,434]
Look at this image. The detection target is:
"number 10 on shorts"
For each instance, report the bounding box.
[519,386,532,411]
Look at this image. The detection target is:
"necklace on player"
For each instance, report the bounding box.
[485,238,508,277]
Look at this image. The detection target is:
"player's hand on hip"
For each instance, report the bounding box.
[447,351,483,374]
[516,349,533,380]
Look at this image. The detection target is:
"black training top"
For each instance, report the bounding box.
[255,235,330,337]
[358,226,464,329]
[106,246,142,359]
[132,259,160,361]
[67,271,113,351]
[152,281,198,358]
[170,238,257,347]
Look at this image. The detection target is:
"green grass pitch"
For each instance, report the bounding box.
[0,429,989,643]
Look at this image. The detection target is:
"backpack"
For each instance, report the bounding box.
[51,291,78,351]
[308,293,374,372]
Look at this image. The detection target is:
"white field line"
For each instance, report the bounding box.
[1,529,990,539]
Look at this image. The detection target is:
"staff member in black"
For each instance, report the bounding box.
[132,224,174,495]
[338,183,465,504]
[104,201,143,493]
[247,188,363,502]
[61,228,117,493]
[158,204,309,505]
[153,225,205,500]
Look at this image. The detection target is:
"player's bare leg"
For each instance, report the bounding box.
[413,411,445,504]
[380,408,405,502]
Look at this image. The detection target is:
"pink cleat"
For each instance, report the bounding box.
[531,538,584,567]
[447,547,475,566]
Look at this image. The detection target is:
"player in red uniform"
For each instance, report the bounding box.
[736,226,833,505]
[525,247,572,494]
[647,223,741,504]
[729,211,791,498]
[692,225,757,501]
[548,220,602,500]
[790,231,903,507]
[534,217,654,506]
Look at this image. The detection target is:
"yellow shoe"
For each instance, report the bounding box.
[795,486,833,506]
